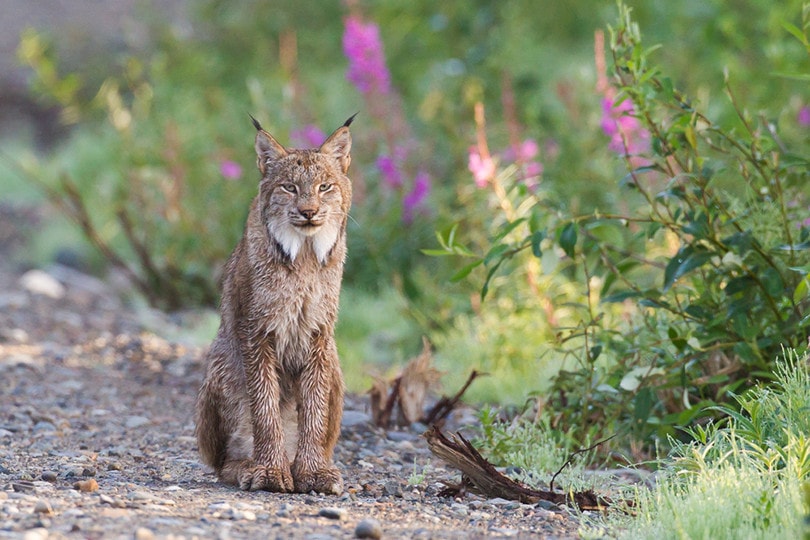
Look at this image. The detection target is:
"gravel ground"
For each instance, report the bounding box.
[0,210,586,539]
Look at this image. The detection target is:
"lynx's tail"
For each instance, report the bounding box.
[195,381,228,472]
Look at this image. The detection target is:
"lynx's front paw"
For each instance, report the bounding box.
[293,466,343,495]
[237,463,294,492]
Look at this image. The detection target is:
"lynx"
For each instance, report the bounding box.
[194,115,355,495]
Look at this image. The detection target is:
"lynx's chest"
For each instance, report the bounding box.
[252,245,343,370]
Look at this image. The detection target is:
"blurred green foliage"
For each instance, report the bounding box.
[8,0,810,452]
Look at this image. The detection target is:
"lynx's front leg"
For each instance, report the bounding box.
[292,335,344,495]
[237,339,294,492]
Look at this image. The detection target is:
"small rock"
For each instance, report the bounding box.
[32,421,57,433]
[341,410,370,427]
[231,509,256,521]
[33,500,53,515]
[22,527,49,540]
[19,269,65,299]
[385,430,416,442]
[318,507,347,520]
[125,416,150,429]
[134,527,155,540]
[355,518,383,539]
[450,502,469,517]
[41,471,57,482]
[12,481,35,493]
[382,481,402,497]
[73,479,98,493]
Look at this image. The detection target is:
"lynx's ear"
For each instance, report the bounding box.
[319,114,355,173]
[251,115,288,175]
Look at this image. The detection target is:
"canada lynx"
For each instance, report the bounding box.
[195,115,354,494]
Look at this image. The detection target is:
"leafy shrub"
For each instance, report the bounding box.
[433,3,810,448]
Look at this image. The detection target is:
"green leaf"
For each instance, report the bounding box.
[530,230,545,258]
[794,275,810,304]
[450,259,483,282]
[484,243,510,266]
[421,249,453,257]
[494,218,527,242]
[481,258,505,300]
[663,246,713,291]
[558,222,577,259]
[601,290,641,303]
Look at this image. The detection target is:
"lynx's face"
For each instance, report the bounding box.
[253,118,353,263]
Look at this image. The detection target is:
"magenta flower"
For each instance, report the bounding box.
[601,97,650,156]
[342,16,391,96]
[219,160,242,180]
[402,171,430,223]
[503,138,539,162]
[290,125,326,148]
[798,106,810,127]
[468,147,496,188]
[376,154,403,189]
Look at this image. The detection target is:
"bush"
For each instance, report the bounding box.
[433,2,810,448]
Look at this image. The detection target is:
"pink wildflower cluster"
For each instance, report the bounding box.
[600,97,650,157]
[342,16,391,97]
[468,138,543,189]
[219,160,242,180]
[798,106,810,127]
[341,13,430,224]
[290,125,326,149]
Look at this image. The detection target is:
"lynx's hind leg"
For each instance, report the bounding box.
[195,379,228,472]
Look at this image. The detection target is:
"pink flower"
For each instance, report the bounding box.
[219,160,242,180]
[376,152,404,189]
[503,138,539,162]
[468,147,495,188]
[290,125,326,148]
[798,106,810,127]
[342,16,391,96]
[524,161,543,177]
[601,97,650,156]
[402,171,430,223]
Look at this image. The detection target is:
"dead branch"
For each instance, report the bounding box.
[422,370,486,427]
[424,426,612,511]
[549,433,617,493]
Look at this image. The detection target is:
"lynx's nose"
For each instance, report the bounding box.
[299,208,317,220]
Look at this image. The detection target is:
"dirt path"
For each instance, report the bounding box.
[0,226,583,539]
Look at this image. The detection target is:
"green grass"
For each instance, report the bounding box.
[577,349,810,540]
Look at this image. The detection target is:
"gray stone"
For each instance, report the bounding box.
[340,410,370,427]
[33,500,53,515]
[124,416,150,429]
[354,518,383,539]
[318,506,347,520]
[40,471,57,482]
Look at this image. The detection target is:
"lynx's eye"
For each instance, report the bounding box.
[318,183,332,192]
[281,183,297,193]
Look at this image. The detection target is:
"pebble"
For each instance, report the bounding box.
[41,471,57,482]
[354,518,383,539]
[19,269,65,299]
[450,502,469,517]
[73,479,98,493]
[33,500,53,515]
[318,507,347,520]
[134,527,155,540]
[341,410,370,427]
[125,416,150,429]
[22,528,49,540]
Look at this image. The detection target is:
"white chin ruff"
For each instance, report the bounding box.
[271,222,339,264]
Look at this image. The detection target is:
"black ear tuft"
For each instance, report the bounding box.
[343,112,359,128]
[249,113,263,132]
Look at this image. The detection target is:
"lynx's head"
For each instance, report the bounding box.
[252,116,354,264]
